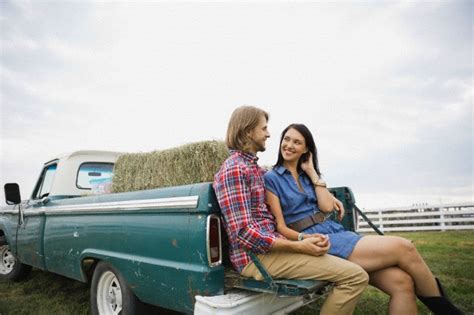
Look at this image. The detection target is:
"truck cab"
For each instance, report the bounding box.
[1,151,121,272]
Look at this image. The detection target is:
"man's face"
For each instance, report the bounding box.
[249,115,270,153]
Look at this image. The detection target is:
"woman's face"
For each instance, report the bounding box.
[280,128,307,163]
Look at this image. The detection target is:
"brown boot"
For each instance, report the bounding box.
[417,278,463,315]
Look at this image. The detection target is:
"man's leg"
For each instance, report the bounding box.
[242,251,369,315]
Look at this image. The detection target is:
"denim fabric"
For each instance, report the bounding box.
[264,166,317,225]
[264,166,362,258]
[302,220,362,258]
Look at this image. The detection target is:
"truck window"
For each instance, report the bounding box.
[33,163,58,199]
[76,163,114,190]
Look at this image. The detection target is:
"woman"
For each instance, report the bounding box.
[264,123,462,315]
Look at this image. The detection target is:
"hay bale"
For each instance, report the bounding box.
[112,140,229,193]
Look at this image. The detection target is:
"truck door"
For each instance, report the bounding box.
[15,162,57,269]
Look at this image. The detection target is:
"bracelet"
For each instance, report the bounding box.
[314,179,327,188]
[297,232,304,241]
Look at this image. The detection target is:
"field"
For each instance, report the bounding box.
[1,231,473,314]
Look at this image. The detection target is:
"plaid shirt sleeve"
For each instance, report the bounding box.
[214,162,276,254]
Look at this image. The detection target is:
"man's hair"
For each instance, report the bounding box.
[226,105,269,151]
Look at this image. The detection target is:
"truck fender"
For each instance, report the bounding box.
[79,248,189,308]
[0,221,14,248]
[78,249,143,287]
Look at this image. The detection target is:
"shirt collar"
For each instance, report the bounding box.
[230,149,259,164]
[275,165,288,175]
[274,164,306,177]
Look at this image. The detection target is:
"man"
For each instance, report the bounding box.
[213,105,369,315]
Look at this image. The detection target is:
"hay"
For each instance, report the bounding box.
[112,140,229,193]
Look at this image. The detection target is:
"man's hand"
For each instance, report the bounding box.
[305,233,329,247]
[296,236,330,256]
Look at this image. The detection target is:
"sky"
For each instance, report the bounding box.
[1,0,472,209]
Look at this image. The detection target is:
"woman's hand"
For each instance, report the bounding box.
[305,233,329,245]
[300,152,318,181]
[297,236,330,256]
[333,197,345,221]
[304,234,330,250]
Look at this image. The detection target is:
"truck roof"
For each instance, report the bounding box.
[44,150,123,165]
[37,150,123,198]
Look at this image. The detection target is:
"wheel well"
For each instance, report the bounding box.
[0,230,6,246]
[81,258,100,282]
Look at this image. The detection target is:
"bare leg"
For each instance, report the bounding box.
[369,267,418,315]
[348,235,440,296]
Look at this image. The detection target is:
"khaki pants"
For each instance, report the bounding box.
[241,251,369,315]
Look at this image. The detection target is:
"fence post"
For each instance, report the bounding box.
[439,206,446,231]
[378,210,384,233]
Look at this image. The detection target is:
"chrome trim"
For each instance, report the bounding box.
[0,210,18,215]
[43,196,200,214]
[206,214,222,267]
[23,210,44,216]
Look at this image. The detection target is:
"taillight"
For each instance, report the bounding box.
[207,215,222,267]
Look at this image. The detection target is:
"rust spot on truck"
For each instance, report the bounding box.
[187,274,211,308]
[171,239,178,248]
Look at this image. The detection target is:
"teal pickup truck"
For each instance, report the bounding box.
[0,150,360,314]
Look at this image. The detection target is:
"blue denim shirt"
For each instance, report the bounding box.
[264,165,319,225]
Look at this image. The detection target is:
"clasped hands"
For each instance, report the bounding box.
[298,233,330,256]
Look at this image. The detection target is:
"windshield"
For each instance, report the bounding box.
[35,164,57,199]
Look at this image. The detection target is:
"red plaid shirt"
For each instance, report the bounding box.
[213,150,284,273]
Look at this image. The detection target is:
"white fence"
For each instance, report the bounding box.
[357,202,474,233]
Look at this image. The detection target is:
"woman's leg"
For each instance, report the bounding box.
[369,267,417,315]
[348,235,440,297]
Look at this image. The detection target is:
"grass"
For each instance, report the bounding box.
[0,270,90,315]
[295,230,474,315]
[1,231,473,314]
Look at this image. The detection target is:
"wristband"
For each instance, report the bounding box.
[297,232,304,241]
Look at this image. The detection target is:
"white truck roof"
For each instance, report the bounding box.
[43,150,122,198]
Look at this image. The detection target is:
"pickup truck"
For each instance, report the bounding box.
[0,150,360,314]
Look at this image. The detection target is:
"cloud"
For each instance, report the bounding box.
[1,1,472,208]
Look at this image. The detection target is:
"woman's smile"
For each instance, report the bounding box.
[280,128,306,162]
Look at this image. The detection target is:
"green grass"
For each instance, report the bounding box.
[0,270,90,315]
[295,231,474,315]
[1,231,473,314]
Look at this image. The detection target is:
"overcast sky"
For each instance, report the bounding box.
[1,0,472,209]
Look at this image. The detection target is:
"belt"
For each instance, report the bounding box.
[287,212,328,232]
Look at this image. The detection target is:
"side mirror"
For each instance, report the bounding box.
[4,183,21,205]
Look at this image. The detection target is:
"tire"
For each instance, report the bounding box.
[91,261,139,315]
[0,244,32,282]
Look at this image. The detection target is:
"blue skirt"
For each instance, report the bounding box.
[302,219,362,259]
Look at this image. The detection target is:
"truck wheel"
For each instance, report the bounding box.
[91,261,138,315]
[0,244,32,281]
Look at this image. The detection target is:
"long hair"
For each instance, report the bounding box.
[274,123,321,176]
[226,105,269,151]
